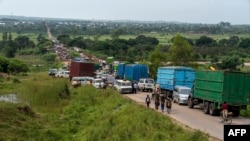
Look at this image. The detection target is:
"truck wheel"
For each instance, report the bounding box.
[177,99,180,105]
[188,98,194,108]
[204,102,209,114]
[232,110,240,117]
[209,103,216,116]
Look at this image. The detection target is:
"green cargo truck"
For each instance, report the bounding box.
[188,70,250,117]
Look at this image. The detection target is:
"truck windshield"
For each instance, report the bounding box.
[146,79,154,83]
[180,89,191,95]
[122,82,131,86]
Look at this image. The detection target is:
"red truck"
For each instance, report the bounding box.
[69,61,95,79]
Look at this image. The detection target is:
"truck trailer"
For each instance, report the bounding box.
[156,66,195,98]
[188,70,250,117]
[69,61,95,78]
[124,64,149,82]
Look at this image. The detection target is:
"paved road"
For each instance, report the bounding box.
[123,92,250,141]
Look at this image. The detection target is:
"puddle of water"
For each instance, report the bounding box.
[0,94,18,103]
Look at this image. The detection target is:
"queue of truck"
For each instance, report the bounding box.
[49,54,250,117]
[155,66,250,117]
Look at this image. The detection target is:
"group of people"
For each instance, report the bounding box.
[145,94,172,114]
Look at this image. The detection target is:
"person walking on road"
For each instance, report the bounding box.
[133,82,137,94]
[160,96,165,112]
[145,95,151,108]
[155,95,160,110]
[131,81,135,93]
[166,97,172,114]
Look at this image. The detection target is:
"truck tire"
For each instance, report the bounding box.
[177,99,180,105]
[209,103,216,116]
[188,98,194,108]
[232,109,240,117]
[204,102,209,114]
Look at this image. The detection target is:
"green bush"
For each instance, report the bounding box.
[241,105,250,117]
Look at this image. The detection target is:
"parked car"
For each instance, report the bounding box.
[137,78,155,92]
[92,78,105,89]
[55,70,70,78]
[173,86,191,105]
[114,79,132,94]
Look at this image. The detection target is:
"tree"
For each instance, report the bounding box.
[57,34,71,45]
[69,37,86,49]
[216,55,243,71]
[93,34,102,41]
[7,59,29,74]
[14,36,34,50]
[3,45,15,58]
[228,36,239,47]
[37,34,47,43]
[238,38,250,49]
[196,36,217,47]
[2,32,7,41]
[169,34,194,65]
[148,46,167,79]
[42,53,57,62]
[111,28,123,40]
[0,56,9,73]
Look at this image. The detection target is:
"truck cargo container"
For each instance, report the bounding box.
[188,70,250,117]
[156,66,195,98]
[124,64,148,82]
[117,63,126,79]
[70,61,95,78]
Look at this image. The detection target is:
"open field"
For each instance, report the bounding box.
[86,33,250,45]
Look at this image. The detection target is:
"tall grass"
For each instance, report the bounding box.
[59,86,208,141]
[0,73,209,141]
[17,72,70,112]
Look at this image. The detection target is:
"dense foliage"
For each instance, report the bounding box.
[0,56,29,74]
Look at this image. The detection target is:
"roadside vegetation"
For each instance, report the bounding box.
[0,73,209,141]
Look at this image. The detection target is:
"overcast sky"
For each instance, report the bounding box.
[0,0,250,24]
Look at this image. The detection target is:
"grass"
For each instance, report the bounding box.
[0,72,209,141]
[241,105,250,117]
[87,32,250,45]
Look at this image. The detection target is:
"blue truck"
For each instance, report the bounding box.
[117,64,149,82]
[124,64,148,82]
[156,66,195,98]
[117,63,126,79]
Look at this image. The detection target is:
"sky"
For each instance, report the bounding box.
[0,0,250,25]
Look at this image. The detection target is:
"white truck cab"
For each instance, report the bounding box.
[55,70,70,78]
[114,79,132,94]
[138,78,155,92]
